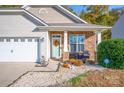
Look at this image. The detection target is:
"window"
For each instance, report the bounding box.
[28,38,32,42]
[69,34,85,52]
[14,38,18,42]
[0,38,4,42]
[6,38,10,42]
[21,38,25,42]
[35,38,38,42]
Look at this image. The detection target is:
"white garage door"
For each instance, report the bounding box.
[0,37,39,62]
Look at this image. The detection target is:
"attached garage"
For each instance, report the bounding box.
[0,37,39,62]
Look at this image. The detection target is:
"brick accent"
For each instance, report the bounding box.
[68,31,95,60]
[62,52,69,61]
[49,31,95,61]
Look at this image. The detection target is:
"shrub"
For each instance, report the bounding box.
[69,58,77,64]
[69,58,84,66]
[74,60,83,66]
[97,39,124,69]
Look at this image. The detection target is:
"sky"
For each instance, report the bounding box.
[69,5,124,14]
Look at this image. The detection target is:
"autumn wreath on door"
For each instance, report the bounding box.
[53,40,59,47]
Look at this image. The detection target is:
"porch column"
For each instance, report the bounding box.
[95,31,102,64]
[95,31,102,52]
[46,31,50,60]
[95,31,102,45]
[97,32,102,45]
[64,31,68,52]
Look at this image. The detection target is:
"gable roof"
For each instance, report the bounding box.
[21,5,87,24]
[0,7,111,32]
[0,9,48,26]
[55,5,87,23]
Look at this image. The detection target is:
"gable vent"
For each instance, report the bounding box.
[38,8,48,14]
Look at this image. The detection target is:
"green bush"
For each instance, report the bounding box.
[97,39,124,69]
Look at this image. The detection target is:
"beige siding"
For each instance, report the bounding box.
[0,14,49,60]
[0,14,46,37]
[28,6,76,23]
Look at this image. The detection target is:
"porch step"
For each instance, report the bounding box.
[49,59,61,62]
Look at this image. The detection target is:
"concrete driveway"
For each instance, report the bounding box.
[0,62,34,87]
[0,61,59,87]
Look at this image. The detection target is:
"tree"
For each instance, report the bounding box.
[79,5,122,40]
[80,5,110,25]
[62,5,77,15]
[0,5,20,8]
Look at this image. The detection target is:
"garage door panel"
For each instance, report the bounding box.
[0,38,38,62]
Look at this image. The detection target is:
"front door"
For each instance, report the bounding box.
[51,34,61,59]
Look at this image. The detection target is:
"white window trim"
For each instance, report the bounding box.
[69,34,85,52]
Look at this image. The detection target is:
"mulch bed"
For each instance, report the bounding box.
[64,69,124,87]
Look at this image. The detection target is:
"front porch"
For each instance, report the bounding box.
[48,30,100,62]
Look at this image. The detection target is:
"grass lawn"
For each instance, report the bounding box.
[64,69,124,87]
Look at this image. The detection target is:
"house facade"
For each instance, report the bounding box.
[112,14,124,38]
[0,5,110,63]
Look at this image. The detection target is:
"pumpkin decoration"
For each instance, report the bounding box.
[53,40,59,47]
[63,64,69,68]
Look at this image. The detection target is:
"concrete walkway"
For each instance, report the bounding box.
[10,64,105,87]
[0,61,59,87]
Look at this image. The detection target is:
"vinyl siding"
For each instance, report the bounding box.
[112,14,124,38]
[0,14,49,60]
[0,14,46,37]
[28,6,76,24]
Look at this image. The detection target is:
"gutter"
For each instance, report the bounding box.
[0,9,24,12]
[37,26,112,30]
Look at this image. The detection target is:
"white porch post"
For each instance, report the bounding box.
[46,31,50,60]
[64,31,68,52]
[97,32,102,45]
[95,31,102,63]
